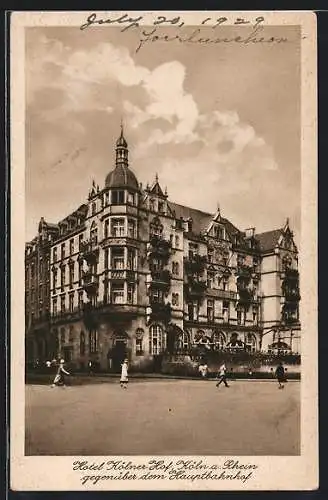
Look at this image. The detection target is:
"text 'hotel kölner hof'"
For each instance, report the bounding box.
[25,126,301,372]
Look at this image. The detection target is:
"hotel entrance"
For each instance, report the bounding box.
[109,333,129,373]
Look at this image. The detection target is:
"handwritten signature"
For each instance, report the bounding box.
[79,13,287,52]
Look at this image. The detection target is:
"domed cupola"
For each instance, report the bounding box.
[105,124,139,191]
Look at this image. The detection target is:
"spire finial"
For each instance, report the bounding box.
[155,173,159,183]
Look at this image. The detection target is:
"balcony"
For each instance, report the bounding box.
[149,301,172,323]
[236,264,253,278]
[106,269,137,283]
[148,269,171,291]
[184,278,207,299]
[80,239,99,262]
[206,288,238,301]
[51,307,83,324]
[147,235,172,261]
[82,271,99,295]
[184,254,207,276]
[283,289,301,302]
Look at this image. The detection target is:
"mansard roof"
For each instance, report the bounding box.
[169,202,213,234]
[255,229,283,252]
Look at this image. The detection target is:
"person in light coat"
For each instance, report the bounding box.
[216,362,230,388]
[120,358,129,389]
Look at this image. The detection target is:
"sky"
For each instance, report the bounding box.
[25,25,301,244]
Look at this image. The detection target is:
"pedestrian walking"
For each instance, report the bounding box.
[216,362,229,388]
[120,358,129,389]
[275,362,286,389]
[51,359,70,388]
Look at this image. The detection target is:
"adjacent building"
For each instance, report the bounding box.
[25,127,301,371]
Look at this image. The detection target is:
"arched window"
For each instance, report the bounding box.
[136,328,144,356]
[212,331,226,350]
[80,331,85,356]
[149,325,165,355]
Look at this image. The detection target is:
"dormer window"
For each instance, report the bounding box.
[149,198,155,212]
[92,202,96,215]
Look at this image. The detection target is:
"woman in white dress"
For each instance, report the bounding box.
[120,358,129,389]
[51,359,70,388]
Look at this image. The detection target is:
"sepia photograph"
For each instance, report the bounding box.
[10,11,317,491]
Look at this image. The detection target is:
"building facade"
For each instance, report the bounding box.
[25,127,301,371]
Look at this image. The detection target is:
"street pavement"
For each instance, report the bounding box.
[25,379,300,456]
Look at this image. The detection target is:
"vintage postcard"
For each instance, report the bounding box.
[10,10,318,491]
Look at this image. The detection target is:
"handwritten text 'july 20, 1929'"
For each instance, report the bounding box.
[80,13,289,53]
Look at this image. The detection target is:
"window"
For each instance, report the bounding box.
[149,325,165,355]
[150,288,164,304]
[103,279,109,303]
[135,329,144,355]
[92,202,96,215]
[53,247,57,262]
[188,243,198,259]
[111,247,124,269]
[90,223,98,243]
[69,325,74,343]
[89,330,98,353]
[60,295,66,313]
[104,191,110,206]
[78,290,84,310]
[175,235,180,248]
[61,266,65,291]
[149,198,155,212]
[69,293,74,313]
[222,276,229,291]
[127,191,135,205]
[208,248,214,263]
[78,261,83,285]
[158,201,165,214]
[151,258,161,272]
[111,284,124,304]
[223,301,229,323]
[127,284,134,304]
[52,269,58,290]
[78,234,83,250]
[252,306,258,324]
[172,262,179,276]
[112,190,125,205]
[69,238,74,255]
[128,219,136,239]
[214,226,224,239]
[188,301,198,321]
[172,293,179,307]
[127,248,135,270]
[61,243,65,259]
[111,218,125,237]
[80,331,85,356]
[136,337,143,355]
[207,299,214,322]
[104,219,110,239]
[246,333,257,353]
[212,331,226,350]
[253,281,258,299]
[60,327,65,345]
[207,271,215,288]
[52,297,57,315]
[104,248,109,270]
[69,263,74,287]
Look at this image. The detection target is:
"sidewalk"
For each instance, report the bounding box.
[26,371,300,385]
